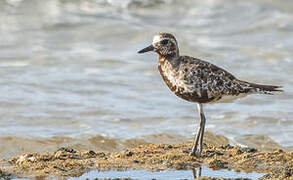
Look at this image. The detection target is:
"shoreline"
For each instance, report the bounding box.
[0,142,292,179]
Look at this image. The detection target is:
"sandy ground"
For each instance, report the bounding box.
[0,140,292,179]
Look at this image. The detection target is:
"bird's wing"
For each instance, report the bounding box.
[178,56,250,99]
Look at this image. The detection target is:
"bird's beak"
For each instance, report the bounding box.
[137,44,154,54]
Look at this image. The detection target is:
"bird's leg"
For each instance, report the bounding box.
[190,121,202,156]
[198,107,206,155]
[190,103,206,157]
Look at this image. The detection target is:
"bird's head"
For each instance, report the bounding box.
[138,33,179,58]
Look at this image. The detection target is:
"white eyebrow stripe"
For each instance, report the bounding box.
[152,35,162,44]
[152,36,177,46]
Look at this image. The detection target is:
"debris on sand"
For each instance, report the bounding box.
[0,143,292,179]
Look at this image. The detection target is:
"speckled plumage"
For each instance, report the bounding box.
[138,32,282,156]
[155,33,281,104]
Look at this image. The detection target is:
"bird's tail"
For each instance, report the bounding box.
[240,80,283,95]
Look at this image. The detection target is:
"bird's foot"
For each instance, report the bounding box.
[189,150,201,157]
[183,149,201,157]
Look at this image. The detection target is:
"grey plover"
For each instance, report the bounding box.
[138,33,282,157]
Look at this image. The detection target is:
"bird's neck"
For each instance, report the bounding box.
[158,52,179,63]
[158,54,180,69]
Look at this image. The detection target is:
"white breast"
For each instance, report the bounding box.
[161,61,194,93]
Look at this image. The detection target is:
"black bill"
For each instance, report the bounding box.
[137,44,154,53]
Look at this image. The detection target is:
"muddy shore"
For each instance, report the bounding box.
[0,140,292,179]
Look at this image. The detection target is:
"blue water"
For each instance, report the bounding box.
[72,166,265,180]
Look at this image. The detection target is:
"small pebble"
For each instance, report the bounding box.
[126,151,134,157]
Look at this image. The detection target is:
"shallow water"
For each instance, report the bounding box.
[3,167,266,179]
[71,167,265,180]
[0,0,292,158]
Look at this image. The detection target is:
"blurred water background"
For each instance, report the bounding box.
[0,0,292,158]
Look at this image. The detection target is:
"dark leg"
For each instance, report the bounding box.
[190,119,202,156]
[190,103,206,157]
[198,110,206,155]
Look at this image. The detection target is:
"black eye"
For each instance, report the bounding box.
[161,39,168,45]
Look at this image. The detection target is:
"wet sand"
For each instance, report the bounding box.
[0,141,292,179]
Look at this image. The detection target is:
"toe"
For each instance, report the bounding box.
[189,151,196,156]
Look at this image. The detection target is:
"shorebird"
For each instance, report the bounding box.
[137,33,282,157]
